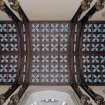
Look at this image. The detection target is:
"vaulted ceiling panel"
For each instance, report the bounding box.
[0,11,11,20]
[0,0,105,21]
[90,8,105,20]
[19,0,82,20]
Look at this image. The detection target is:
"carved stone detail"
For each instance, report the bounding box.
[0,95,5,105]
[81,94,92,105]
[95,95,105,105]
[8,94,19,105]
[72,85,93,105]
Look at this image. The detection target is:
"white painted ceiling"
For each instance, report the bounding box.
[0,0,105,21]
[0,10,11,20]
[19,0,82,21]
[90,8,105,20]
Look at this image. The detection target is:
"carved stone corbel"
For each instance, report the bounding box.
[8,94,19,105]
[72,85,93,105]
[95,95,105,105]
[81,94,92,105]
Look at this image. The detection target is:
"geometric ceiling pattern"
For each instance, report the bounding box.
[0,21,105,85]
[31,22,70,84]
[0,22,18,84]
[82,22,105,85]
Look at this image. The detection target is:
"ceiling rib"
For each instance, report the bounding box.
[0,1,21,104]
[70,1,95,105]
[3,3,20,22]
[76,1,105,104]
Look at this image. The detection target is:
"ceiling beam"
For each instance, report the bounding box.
[70,2,93,104]
[16,22,24,84]
[70,3,84,85]
[3,3,25,85]
[0,2,23,105]
[3,3,20,23]
[70,2,85,85]
[0,2,25,84]
[17,5,31,85]
[75,4,99,84]
[18,6,29,22]
[8,84,28,105]
[71,0,94,23]
[4,1,30,84]
[76,2,105,104]
[68,23,76,84]
[70,1,84,86]
[80,5,97,22]
[7,0,31,85]
[75,22,83,84]
[76,2,99,86]
[76,4,98,85]
[71,6,83,23]
[0,84,19,105]
[70,0,94,84]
